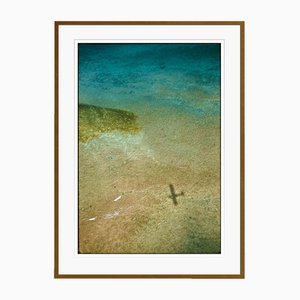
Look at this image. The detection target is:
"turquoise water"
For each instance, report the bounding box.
[79,43,220,117]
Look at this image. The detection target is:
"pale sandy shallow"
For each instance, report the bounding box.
[79,104,220,254]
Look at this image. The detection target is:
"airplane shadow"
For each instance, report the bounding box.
[168,184,184,206]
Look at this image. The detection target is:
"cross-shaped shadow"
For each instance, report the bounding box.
[168,184,184,206]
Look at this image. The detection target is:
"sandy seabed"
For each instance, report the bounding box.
[79,103,220,254]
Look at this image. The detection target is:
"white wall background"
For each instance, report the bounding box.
[0,0,299,299]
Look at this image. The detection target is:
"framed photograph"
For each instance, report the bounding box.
[54,21,244,278]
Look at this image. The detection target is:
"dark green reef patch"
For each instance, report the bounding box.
[79,104,140,143]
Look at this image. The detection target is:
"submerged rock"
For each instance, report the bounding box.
[79,104,140,143]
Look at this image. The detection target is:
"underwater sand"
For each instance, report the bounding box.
[78,44,221,254]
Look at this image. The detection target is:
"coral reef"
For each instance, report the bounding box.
[79,104,140,143]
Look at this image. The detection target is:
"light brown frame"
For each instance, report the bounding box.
[54,21,245,279]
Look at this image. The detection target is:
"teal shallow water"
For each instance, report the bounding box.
[79,43,220,116]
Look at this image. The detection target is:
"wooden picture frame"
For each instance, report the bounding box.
[54,21,244,278]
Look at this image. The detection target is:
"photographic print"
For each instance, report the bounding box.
[55,22,244,278]
[78,43,221,254]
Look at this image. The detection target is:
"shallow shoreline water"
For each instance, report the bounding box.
[78,43,221,253]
